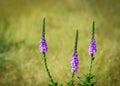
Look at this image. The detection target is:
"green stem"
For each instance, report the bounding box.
[92,21,95,39]
[89,21,95,75]
[72,72,75,80]
[89,54,94,75]
[74,29,78,53]
[70,72,75,86]
[42,17,45,39]
[42,52,54,84]
[88,54,94,86]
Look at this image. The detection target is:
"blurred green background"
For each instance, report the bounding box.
[0,0,120,86]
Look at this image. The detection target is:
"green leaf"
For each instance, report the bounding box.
[85,74,90,83]
[90,74,96,79]
[57,83,63,86]
[67,80,74,86]
[49,82,58,86]
[78,77,87,84]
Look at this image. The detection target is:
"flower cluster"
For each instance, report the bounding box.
[88,39,97,55]
[71,52,79,73]
[39,38,48,53]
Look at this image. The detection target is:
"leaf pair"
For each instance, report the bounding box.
[78,74,96,86]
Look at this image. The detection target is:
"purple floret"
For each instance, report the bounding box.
[88,39,97,55]
[71,52,79,73]
[39,38,48,52]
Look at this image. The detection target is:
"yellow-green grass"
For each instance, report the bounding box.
[0,0,120,86]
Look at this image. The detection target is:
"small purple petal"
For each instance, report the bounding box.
[70,52,79,73]
[88,39,97,54]
[39,38,48,52]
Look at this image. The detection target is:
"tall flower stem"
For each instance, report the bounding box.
[42,52,54,84]
[68,29,79,86]
[40,17,55,85]
[78,21,97,86]
[88,21,96,84]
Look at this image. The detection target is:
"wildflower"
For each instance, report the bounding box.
[71,52,79,73]
[39,17,48,53]
[39,38,48,52]
[88,39,97,55]
[88,21,97,55]
[70,29,79,73]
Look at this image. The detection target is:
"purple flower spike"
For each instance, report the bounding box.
[71,52,79,73]
[88,39,97,55]
[39,38,48,52]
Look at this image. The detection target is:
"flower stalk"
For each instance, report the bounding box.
[78,21,97,86]
[88,21,96,75]
[40,17,54,84]
[87,21,97,85]
[68,29,79,86]
[42,52,54,83]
